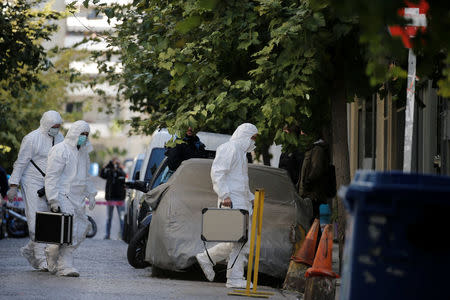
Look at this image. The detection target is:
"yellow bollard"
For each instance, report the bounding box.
[228,189,274,298]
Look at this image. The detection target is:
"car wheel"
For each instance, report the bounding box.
[86,216,97,238]
[6,215,28,238]
[122,213,130,243]
[130,200,137,237]
[127,225,151,269]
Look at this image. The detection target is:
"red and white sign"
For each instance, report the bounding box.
[388,0,429,48]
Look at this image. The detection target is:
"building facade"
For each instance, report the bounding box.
[348,80,450,178]
[45,0,150,161]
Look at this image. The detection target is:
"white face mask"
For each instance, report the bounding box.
[247,140,256,152]
[48,127,60,137]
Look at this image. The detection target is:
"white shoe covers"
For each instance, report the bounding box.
[196,253,215,282]
[56,267,79,277]
[226,278,253,289]
[20,245,39,269]
[45,245,59,274]
[21,241,48,271]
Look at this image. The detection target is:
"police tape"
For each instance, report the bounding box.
[4,197,23,201]
[85,200,124,206]
[4,197,124,206]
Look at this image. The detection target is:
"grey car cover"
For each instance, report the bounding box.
[144,158,312,278]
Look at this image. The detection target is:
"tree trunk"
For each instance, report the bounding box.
[331,83,351,274]
[262,146,271,166]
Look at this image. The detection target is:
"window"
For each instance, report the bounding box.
[144,148,166,182]
[396,109,405,170]
[87,9,103,20]
[357,105,364,168]
[66,102,82,113]
[357,97,377,169]
[151,164,173,190]
[132,159,143,181]
[365,96,375,159]
[395,92,406,170]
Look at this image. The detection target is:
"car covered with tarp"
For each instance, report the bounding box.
[143,158,312,279]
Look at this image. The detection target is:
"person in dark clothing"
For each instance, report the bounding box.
[298,138,331,220]
[0,165,8,199]
[278,125,304,188]
[166,127,207,171]
[100,158,126,239]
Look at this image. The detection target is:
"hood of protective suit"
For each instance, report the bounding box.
[39,110,63,134]
[65,120,91,149]
[230,123,258,152]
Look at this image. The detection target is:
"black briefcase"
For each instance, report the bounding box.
[35,211,73,245]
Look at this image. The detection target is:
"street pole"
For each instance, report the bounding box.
[403,48,416,172]
[388,1,429,173]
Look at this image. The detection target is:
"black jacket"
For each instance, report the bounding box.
[278,150,304,187]
[166,135,207,171]
[100,162,126,201]
[298,140,330,203]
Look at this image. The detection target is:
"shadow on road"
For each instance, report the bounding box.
[150,264,284,288]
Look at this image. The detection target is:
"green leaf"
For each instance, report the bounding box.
[198,0,218,10]
[158,61,173,70]
[206,103,216,112]
[313,13,326,27]
[304,49,315,58]
[215,92,227,104]
[176,16,202,34]
[174,63,186,76]
[104,8,114,19]
[234,80,252,92]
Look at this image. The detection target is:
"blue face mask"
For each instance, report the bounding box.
[77,135,87,146]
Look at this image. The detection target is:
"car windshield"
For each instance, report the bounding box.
[144,148,166,182]
[151,164,173,189]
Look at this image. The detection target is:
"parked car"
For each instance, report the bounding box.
[123,158,135,180]
[124,130,231,242]
[142,158,313,279]
[123,129,173,243]
[122,153,145,242]
[126,156,173,267]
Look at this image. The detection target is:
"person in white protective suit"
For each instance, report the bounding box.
[44,120,97,277]
[7,110,64,271]
[196,123,258,288]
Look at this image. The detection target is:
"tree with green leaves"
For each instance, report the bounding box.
[0,49,83,172]
[0,1,80,172]
[87,0,449,271]
[0,0,69,96]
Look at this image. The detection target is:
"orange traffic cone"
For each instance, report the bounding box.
[305,224,339,278]
[291,218,320,266]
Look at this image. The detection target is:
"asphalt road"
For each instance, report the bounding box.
[0,176,338,299]
[0,238,300,300]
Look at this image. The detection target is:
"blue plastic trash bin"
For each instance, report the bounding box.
[339,170,450,300]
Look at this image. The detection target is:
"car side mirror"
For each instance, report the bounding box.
[133,171,140,181]
[124,180,149,193]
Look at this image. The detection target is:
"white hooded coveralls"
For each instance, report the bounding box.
[202,123,258,283]
[9,110,64,269]
[45,120,97,276]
